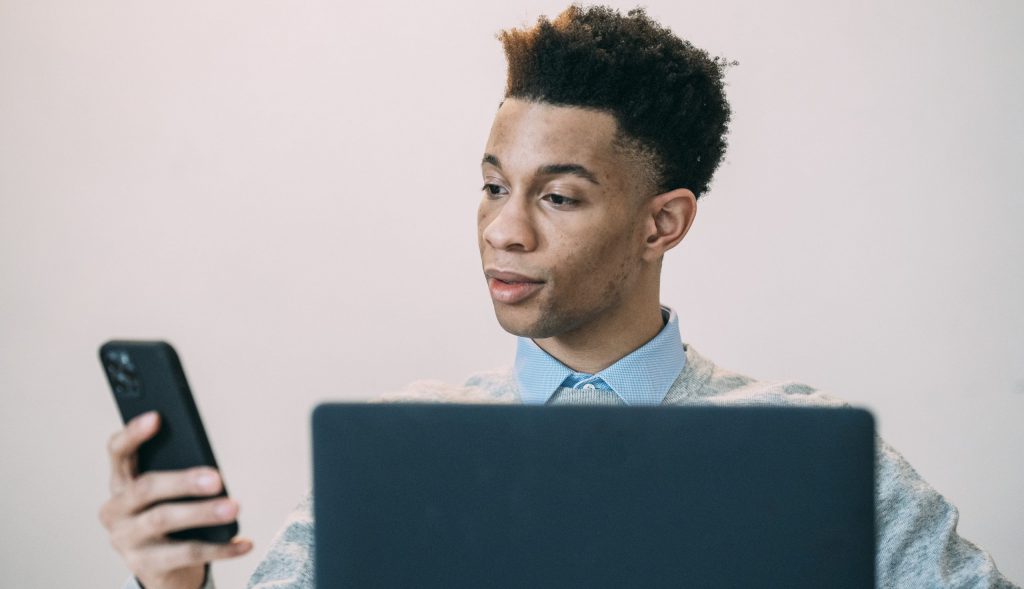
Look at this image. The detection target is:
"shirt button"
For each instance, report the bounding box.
[582,383,596,391]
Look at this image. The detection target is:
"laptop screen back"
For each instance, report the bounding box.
[312,404,875,588]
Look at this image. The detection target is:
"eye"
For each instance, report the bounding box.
[542,193,579,207]
[481,183,507,198]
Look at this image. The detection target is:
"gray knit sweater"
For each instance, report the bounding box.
[125,343,1018,588]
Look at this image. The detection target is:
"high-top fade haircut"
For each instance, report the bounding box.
[498,4,734,199]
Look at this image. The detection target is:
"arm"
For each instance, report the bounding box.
[874,436,1018,588]
[694,378,1018,587]
[245,493,315,589]
[121,567,214,589]
[241,383,484,589]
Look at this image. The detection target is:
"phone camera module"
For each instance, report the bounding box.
[105,350,142,398]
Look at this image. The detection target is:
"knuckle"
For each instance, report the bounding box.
[132,475,153,504]
[109,523,131,552]
[100,497,128,531]
[145,507,167,534]
[107,432,123,457]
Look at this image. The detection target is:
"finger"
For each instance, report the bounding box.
[120,467,223,515]
[128,498,240,543]
[107,412,160,490]
[131,537,253,577]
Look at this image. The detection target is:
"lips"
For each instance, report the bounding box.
[485,269,545,304]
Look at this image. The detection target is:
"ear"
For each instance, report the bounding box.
[641,188,697,262]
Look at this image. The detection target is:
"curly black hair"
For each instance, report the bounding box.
[498,4,734,199]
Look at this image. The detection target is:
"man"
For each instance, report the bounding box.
[100,5,1017,588]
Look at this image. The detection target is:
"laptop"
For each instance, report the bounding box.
[312,404,875,588]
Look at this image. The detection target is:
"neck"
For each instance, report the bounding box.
[533,290,664,374]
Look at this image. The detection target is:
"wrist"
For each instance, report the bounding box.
[134,564,209,589]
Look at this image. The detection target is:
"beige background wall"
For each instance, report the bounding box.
[1,0,1021,586]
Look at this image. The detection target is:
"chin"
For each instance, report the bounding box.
[492,307,538,337]
[491,303,567,339]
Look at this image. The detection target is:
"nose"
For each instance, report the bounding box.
[481,194,537,252]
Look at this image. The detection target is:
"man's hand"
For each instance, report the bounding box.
[99,412,253,589]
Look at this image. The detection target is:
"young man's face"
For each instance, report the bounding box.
[478,98,653,339]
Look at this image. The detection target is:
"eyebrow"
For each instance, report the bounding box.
[482,153,601,185]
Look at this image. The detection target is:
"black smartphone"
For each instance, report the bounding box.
[99,340,238,543]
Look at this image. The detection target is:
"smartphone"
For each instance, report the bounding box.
[99,340,238,543]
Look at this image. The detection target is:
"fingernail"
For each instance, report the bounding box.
[216,501,236,519]
[196,472,217,490]
[135,412,157,429]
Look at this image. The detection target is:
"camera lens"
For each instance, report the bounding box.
[105,350,134,369]
[106,352,141,398]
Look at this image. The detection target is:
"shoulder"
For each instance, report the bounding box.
[370,367,519,405]
[670,343,848,408]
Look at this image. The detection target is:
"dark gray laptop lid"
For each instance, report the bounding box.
[312,404,875,588]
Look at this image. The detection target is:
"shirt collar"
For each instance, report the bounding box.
[514,305,686,406]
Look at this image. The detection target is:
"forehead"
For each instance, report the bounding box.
[484,99,622,178]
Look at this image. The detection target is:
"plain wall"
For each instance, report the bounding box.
[1,0,1021,586]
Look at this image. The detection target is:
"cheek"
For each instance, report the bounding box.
[586,224,642,283]
[554,229,624,286]
[602,254,634,298]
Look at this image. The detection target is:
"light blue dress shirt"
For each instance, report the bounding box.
[514,305,686,406]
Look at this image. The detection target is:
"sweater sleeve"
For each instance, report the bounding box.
[874,435,1018,588]
[240,384,496,589]
[691,377,1018,587]
[244,492,315,589]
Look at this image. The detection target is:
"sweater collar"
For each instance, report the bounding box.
[514,305,686,406]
